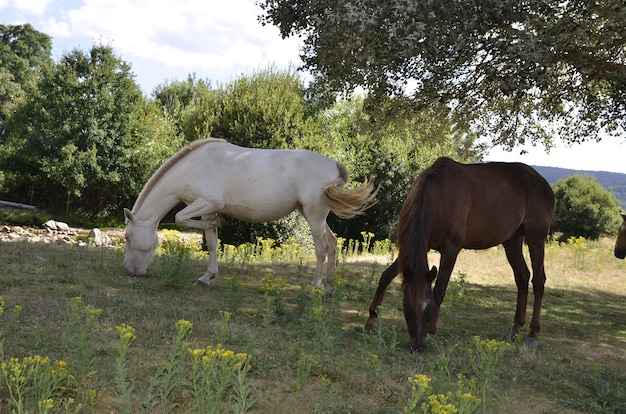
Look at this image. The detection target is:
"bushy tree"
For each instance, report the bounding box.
[552,174,622,241]
[152,74,220,142]
[210,66,321,151]
[260,0,626,148]
[154,67,320,150]
[0,24,52,144]
[0,44,181,219]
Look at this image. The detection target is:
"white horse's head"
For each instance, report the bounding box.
[123,208,158,276]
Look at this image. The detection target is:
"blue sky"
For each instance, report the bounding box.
[1,0,625,174]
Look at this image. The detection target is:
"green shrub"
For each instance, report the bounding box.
[552,174,621,240]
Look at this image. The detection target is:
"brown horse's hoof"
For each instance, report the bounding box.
[193,280,209,287]
[364,318,378,332]
[523,336,539,349]
[409,343,427,353]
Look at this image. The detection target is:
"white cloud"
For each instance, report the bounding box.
[42,17,72,38]
[7,0,53,15]
[43,0,301,71]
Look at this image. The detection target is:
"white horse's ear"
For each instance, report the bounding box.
[124,208,134,223]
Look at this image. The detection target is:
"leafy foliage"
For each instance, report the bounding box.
[259,0,626,147]
[552,174,622,240]
[0,24,52,143]
[0,44,181,218]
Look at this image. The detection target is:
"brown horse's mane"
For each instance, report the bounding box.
[398,158,451,298]
[132,138,226,212]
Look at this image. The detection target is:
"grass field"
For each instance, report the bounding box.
[0,232,624,413]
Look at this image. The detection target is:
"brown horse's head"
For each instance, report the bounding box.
[403,265,438,352]
[615,212,626,259]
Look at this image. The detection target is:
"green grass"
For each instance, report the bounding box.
[0,234,625,413]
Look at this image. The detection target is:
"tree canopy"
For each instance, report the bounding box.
[259,0,626,148]
[1,43,181,218]
[0,24,52,143]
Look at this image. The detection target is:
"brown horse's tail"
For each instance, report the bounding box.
[324,162,378,219]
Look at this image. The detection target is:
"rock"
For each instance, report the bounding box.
[0,223,117,247]
[56,222,70,233]
[43,220,70,233]
[89,228,112,247]
[43,220,58,231]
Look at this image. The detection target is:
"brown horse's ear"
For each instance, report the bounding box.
[428,266,438,282]
[621,211,626,221]
[123,208,134,223]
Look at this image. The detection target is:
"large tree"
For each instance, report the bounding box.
[259,0,626,148]
[0,24,52,143]
[1,45,181,218]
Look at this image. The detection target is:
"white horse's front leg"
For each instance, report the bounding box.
[175,198,224,230]
[174,200,223,287]
[194,223,219,287]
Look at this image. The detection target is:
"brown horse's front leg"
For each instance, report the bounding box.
[364,259,399,332]
[503,236,530,336]
[427,248,457,335]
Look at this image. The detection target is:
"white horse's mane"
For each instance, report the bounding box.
[132,138,226,213]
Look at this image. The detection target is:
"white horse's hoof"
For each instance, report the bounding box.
[194,280,210,287]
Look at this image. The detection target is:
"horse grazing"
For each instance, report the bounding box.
[124,138,377,291]
[365,157,555,352]
[615,212,626,259]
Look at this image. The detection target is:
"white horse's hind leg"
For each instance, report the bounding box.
[324,223,338,288]
[305,214,331,292]
[194,217,219,287]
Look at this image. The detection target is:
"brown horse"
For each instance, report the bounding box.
[615,212,626,259]
[365,157,556,352]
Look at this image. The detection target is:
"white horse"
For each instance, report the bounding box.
[124,138,377,291]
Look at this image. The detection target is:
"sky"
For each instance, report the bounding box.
[2,0,625,174]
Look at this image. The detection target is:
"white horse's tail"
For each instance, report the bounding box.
[324,163,378,219]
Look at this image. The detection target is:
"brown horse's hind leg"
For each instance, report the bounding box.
[364,259,399,331]
[525,239,547,347]
[502,234,531,337]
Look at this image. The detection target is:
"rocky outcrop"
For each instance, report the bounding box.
[0,222,121,247]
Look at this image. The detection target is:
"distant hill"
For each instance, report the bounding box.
[532,165,626,209]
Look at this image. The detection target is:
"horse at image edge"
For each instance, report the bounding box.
[615,212,626,259]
